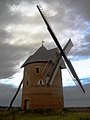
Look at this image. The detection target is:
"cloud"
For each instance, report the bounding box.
[0,0,90,81]
[62,58,90,87]
[64,84,90,107]
[62,0,90,21]
[0,83,22,106]
[35,0,90,60]
[69,32,90,59]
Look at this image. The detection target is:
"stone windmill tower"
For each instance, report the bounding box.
[21,45,63,110]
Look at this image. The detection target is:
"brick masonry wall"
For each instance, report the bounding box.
[21,62,64,111]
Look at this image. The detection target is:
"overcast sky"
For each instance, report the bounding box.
[0,0,90,86]
[0,0,90,106]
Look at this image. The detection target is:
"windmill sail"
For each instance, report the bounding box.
[47,39,73,85]
[37,5,85,93]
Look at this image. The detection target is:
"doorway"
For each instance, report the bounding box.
[24,99,30,110]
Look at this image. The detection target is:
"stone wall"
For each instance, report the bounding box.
[21,62,64,111]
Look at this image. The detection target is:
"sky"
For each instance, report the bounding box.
[0,0,90,106]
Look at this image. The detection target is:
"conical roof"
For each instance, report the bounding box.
[21,45,49,67]
[21,45,65,68]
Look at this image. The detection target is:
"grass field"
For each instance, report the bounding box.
[0,108,90,120]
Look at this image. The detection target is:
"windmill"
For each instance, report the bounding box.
[7,5,85,111]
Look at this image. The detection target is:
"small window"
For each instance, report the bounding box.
[35,66,40,73]
[26,81,28,86]
[40,80,42,84]
[38,80,44,85]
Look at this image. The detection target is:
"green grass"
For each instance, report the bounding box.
[0,109,90,120]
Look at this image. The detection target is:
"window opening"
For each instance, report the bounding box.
[40,80,42,84]
[35,67,40,73]
[26,81,28,86]
[38,80,44,85]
